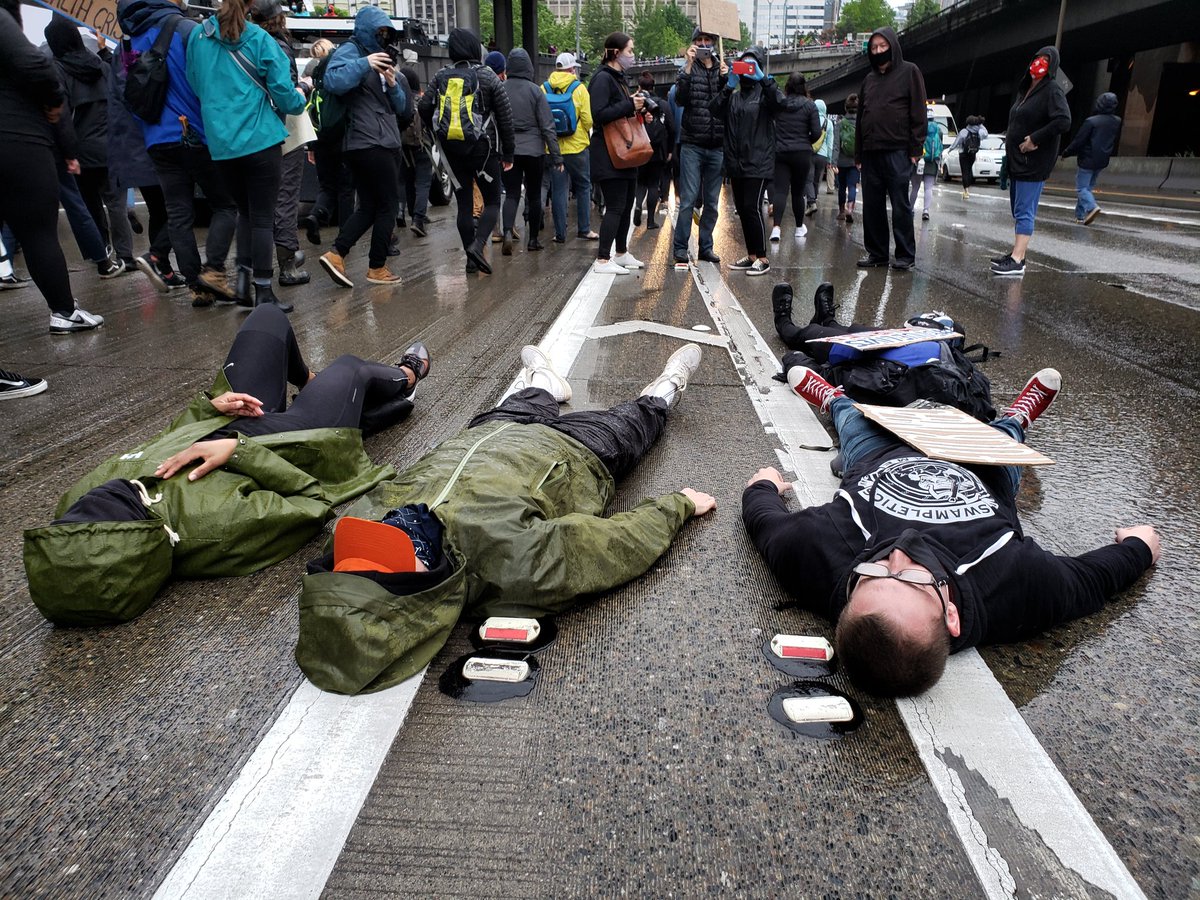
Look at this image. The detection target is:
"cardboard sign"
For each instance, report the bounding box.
[31,0,119,42]
[806,327,962,351]
[698,0,741,40]
[855,403,1055,467]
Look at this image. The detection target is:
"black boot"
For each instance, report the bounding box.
[277,246,310,286]
[812,281,838,325]
[235,265,253,308]
[254,280,293,313]
[501,229,514,256]
[771,283,793,321]
[300,213,321,246]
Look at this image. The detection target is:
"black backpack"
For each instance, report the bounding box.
[123,16,193,123]
[965,127,981,153]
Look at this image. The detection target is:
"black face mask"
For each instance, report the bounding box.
[863,529,950,586]
[869,47,892,69]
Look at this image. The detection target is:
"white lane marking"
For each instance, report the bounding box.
[688,259,1146,900]
[156,265,618,900]
[932,184,1200,228]
[586,319,729,346]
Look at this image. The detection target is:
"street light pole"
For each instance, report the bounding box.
[1054,0,1067,50]
[575,0,581,60]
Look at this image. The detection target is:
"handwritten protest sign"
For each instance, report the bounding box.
[806,327,962,352]
[698,0,741,40]
[30,0,118,42]
[856,403,1055,467]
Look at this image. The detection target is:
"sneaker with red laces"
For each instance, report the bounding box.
[1002,368,1061,429]
[787,366,845,413]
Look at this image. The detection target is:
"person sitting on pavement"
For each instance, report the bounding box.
[296,344,717,695]
[742,352,1161,698]
[24,304,431,627]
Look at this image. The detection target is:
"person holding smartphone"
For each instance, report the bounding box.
[672,27,727,267]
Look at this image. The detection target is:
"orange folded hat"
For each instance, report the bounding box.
[333,516,417,573]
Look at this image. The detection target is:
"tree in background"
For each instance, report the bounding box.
[477,0,576,54]
[904,0,941,29]
[836,0,896,36]
[630,1,696,59]
[581,0,625,58]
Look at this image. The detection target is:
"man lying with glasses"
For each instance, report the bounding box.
[740,363,1161,697]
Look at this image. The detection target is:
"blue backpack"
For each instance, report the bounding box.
[543,79,581,137]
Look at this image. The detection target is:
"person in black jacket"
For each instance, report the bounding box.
[742,361,1161,697]
[712,46,793,277]
[633,73,672,231]
[770,72,820,242]
[1061,91,1121,226]
[500,48,561,253]
[854,27,926,271]
[671,27,728,267]
[992,46,1070,277]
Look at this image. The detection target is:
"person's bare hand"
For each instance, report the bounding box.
[718,60,729,77]
[66,158,81,175]
[1019,135,1037,153]
[367,52,392,73]
[210,391,264,417]
[910,156,919,165]
[632,94,645,112]
[383,66,397,88]
[681,487,716,516]
[685,46,696,63]
[45,104,63,124]
[555,164,565,172]
[1116,525,1161,564]
[155,439,238,482]
[747,466,791,495]
[502,160,514,171]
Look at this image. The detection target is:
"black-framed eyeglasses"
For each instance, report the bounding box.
[847,562,949,623]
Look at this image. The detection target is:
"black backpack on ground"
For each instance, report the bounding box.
[123,17,194,123]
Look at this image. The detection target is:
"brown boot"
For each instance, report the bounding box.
[197,267,236,301]
[319,251,353,288]
[366,266,402,285]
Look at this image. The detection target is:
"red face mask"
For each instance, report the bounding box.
[1029,58,1049,79]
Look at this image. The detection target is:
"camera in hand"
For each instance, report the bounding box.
[637,91,659,112]
[695,46,712,59]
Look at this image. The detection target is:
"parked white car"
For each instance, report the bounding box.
[939,135,1005,182]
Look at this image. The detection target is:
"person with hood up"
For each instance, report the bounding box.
[991,46,1070,277]
[117,0,240,307]
[397,67,434,238]
[909,107,942,221]
[769,72,821,242]
[854,27,927,271]
[314,7,410,288]
[711,46,794,277]
[544,52,596,244]
[743,360,1160,698]
[835,93,860,222]
[500,47,561,254]
[0,0,104,340]
[419,27,515,276]
[947,114,988,199]
[1061,91,1121,226]
[44,15,137,278]
[24,303,432,627]
[185,0,308,310]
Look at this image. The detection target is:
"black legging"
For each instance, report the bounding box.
[209,305,414,440]
[335,146,401,270]
[776,318,874,357]
[468,388,667,481]
[960,150,978,189]
[635,161,665,224]
[596,177,635,260]
[731,176,768,257]
[139,183,172,263]
[445,141,502,253]
[216,145,283,280]
[0,142,74,316]
[771,150,812,227]
[76,167,115,251]
[501,153,545,236]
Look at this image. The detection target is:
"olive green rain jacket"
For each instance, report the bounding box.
[24,373,395,626]
[296,420,695,695]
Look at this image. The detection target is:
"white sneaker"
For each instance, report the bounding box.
[612,252,644,270]
[519,345,572,402]
[769,225,781,242]
[661,342,702,380]
[641,342,702,409]
[795,224,808,238]
[593,259,629,275]
[49,305,104,334]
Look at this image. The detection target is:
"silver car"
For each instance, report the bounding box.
[939,135,1006,183]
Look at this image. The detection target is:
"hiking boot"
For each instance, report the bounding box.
[199,267,238,302]
[277,247,311,286]
[520,345,572,402]
[49,305,104,334]
[366,266,402,285]
[772,282,793,320]
[1002,368,1061,429]
[747,258,772,276]
[0,368,48,400]
[254,281,293,313]
[812,281,837,325]
[319,251,354,288]
[641,343,702,410]
[787,366,844,413]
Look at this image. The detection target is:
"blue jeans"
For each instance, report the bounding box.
[1008,179,1045,237]
[58,169,107,262]
[673,143,722,256]
[551,150,591,239]
[831,396,1027,499]
[1074,167,1100,220]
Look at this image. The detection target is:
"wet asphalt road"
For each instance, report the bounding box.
[0,180,1196,898]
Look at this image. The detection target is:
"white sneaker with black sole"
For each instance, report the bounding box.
[769,225,781,242]
[0,369,48,399]
[49,305,104,334]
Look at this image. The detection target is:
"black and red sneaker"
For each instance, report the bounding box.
[1002,368,1061,429]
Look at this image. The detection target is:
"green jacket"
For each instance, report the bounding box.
[296,420,695,694]
[24,373,394,626]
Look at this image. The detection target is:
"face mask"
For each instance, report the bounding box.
[869,47,892,69]
[1029,57,1049,79]
[616,50,635,69]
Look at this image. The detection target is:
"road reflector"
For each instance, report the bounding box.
[478,616,541,644]
[770,634,834,662]
[782,695,855,724]
[463,657,530,683]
